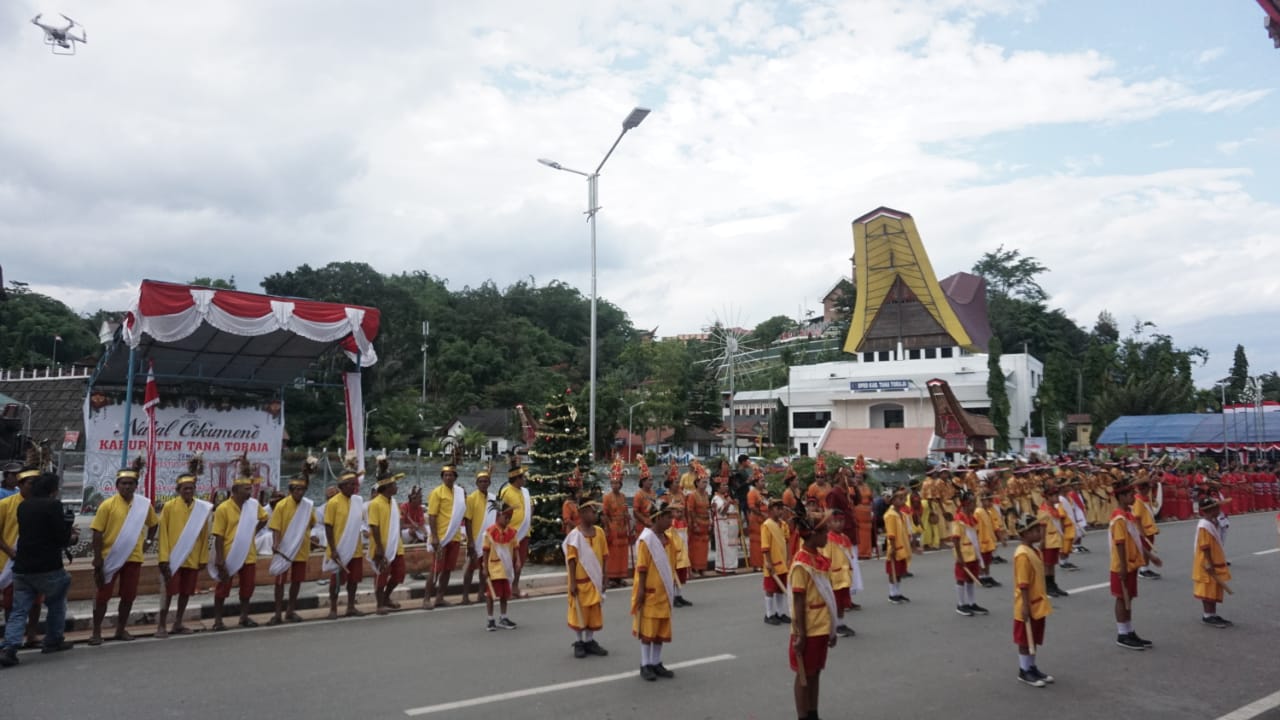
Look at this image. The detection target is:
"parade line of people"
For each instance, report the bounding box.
[0,446,1261,719]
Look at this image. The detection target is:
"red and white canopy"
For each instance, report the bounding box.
[103,280,381,387]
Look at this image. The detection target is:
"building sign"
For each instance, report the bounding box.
[850,380,911,392]
[1023,437,1047,457]
[83,395,284,502]
[62,430,80,450]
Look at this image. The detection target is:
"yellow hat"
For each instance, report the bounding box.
[375,472,405,490]
[17,468,41,481]
[175,474,198,486]
[232,475,257,487]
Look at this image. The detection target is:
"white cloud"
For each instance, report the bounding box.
[1197,47,1226,64]
[0,0,1274,378]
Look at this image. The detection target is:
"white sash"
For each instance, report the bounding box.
[833,539,863,593]
[210,498,260,581]
[563,528,604,595]
[637,528,674,610]
[1059,496,1083,536]
[103,494,151,584]
[1110,513,1145,556]
[1042,504,1065,541]
[962,522,985,569]
[0,559,12,590]
[788,560,838,639]
[515,487,532,542]
[473,492,496,557]
[270,497,314,577]
[323,495,365,574]
[492,531,516,581]
[440,485,466,546]
[167,499,212,571]
[368,499,401,562]
[1195,518,1223,553]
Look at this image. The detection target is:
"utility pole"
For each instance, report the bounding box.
[421,321,430,404]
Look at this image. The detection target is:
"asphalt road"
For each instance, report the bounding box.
[3,512,1278,720]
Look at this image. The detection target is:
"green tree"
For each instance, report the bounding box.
[986,336,1011,452]
[0,281,99,369]
[749,315,796,347]
[525,388,591,559]
[189,277,237,290]
[972,246,1048,302]
[1227,344,1249,400]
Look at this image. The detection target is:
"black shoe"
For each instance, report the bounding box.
[1116,634,1146,651]
[1030,666,1055,684]
[640,665,657,681]
[573,641,588,659]
[585,639,609,656]
[777,614,792,624]
[1138,569,1161,580]
[888,596,904,605]
[902,572,915,578]
[673,597,692,608]
[1075,545,1090,553]
[897,594,911,603]
[652,663,675,679]
[498,618,518,630]
[41,640,73,654]
[0,649,17,667]
[1018,669,1046,688]
[1127,631,1153,648]
[955,605,974,617]
[836,625,856,637]
[992,555,1008,564]
[765,615,782,625]
[1059,562,1079,571]
[486,620,497,632]
[968,604,990,616]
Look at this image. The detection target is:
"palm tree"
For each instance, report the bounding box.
[460,428,489,458]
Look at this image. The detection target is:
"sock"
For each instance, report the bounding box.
[889,582,900,596]
[500,613,509,621]
[675,587,684,598]
[965,583,976,605]
[765,595,773,616]
[652,643,663,665]
[1019,654,1033,671]
[487,613,494,622]
[1202,613,1213,620]
[585,630,594,642]
[956,585,966,605]
[1118,622,1133,634]
[641,642,652,666]
[576,630,585,642]
[774,594,786,615]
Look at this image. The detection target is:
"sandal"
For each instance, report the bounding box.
[286,614,304,624]
[172,626,194,635]
[266,617,283,627]
[238,619,259,628]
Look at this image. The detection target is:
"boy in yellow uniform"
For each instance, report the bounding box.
[565,501,609,658]
[883,489,912,604]
[667,500,693,608]
[1036,479,1069,598]
[1192,497,1233,628]
[1110,481,1158,651]
[632,499,677,681]
[481,498,520,631]
[1013,513,1054,688]
[974,494,1003,588]
[951,491,988,617]
[820,509,856,637]
[761,499,791,625]
[790,510,837,720]
[1132,478,1161,579]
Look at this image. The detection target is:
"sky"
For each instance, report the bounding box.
[2,0,1277,387]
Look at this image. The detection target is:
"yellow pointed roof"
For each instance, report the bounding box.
[843,208,976,354]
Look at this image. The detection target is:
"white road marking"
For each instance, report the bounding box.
[403,653,737,716]
[1252,548,1279,556]
[1062,581,1109,594]
[1214,689,1280,720]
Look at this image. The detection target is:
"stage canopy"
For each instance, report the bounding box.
[94,280,380,388]
[1096,408,1280,452]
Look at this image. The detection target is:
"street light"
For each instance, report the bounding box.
[1056,419,1065,455]
[1214,379,1230,460]
[627,400,647,462]
[538,106,651,465]
[363,407,379,452]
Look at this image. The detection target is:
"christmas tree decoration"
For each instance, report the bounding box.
[525,387,592,559]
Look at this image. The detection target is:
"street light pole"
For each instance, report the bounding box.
[539,107,650,466]
[421,321,430,404]
[627,400,647,461]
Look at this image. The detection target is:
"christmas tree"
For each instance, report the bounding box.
[525,387,592,559]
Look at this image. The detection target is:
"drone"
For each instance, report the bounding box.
[31,13,86,55]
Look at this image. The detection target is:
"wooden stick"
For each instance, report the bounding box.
[1122,578,1131,612]
[1205,563,1234,595]
[963,566,982,585]
[1025,617,1037,656]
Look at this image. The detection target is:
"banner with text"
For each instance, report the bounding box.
[83,394,284,502]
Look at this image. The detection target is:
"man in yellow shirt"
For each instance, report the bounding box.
[481,498,519,631]
[267,460,316,625]
[0,466,42,648]
[566,501,609,658]
[461,466,494,605]
[156,456,212,637]
[1192,497,1233,628]
[789,510,837,720]
[89,460,159,645]
[426,456,470,609]
[1012,513,1054,688]
[211,471,269,630]
[323,462,366,619]
[1110,480,1156,651]
[369,461,406,615]
[883,489,912,604]
[761,499,791,625]
[499,459,530,597]
[633,499,677,681]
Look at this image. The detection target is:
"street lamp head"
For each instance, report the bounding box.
[622,107,650,130]
[537,158,562,170]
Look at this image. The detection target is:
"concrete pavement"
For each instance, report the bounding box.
[1,512,1277,720]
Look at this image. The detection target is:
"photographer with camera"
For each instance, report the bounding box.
[0,472,80,667]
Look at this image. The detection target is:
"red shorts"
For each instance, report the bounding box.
[1110,570,1138,600]
[1013,617,1046,647]
[433,541,461,573]
[954,560,981,583]
[273,561,308,586]
[487,578,511,600]
[677,568,690,584]
[1042,547,1059,568]
[834,587,853,610]
[166,567,200,596]
[96,561,142,605]
[377,555,406,587]
[885,558,908,579]
[215,564,257,602]
[981,551,993,568]
[764,575,783,594]
[333,557,364,584]
[789,634,829,674]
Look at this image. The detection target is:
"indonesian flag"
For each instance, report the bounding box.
[144,362,159,498]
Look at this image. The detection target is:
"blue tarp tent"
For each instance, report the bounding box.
[1096,411,1280,451]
